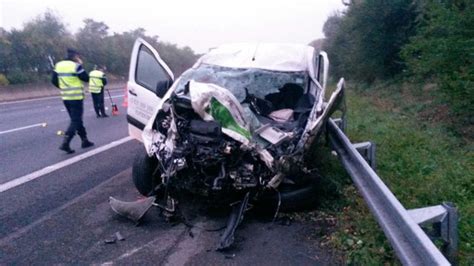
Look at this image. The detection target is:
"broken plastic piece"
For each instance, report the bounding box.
[109,196,156,223]
[104,238,116,244]
[268,109,294,123]
[218,192,250,250]
[255,124,290,145]
[224,254,236,259]
[115,231,125,241]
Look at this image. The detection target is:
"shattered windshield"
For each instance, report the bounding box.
[175,64,308,101]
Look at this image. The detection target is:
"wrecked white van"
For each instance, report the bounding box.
[111,38,345,249]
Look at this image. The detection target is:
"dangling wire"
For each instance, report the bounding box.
[272,189,282,223]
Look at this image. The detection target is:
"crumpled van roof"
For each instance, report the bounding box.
[195,43,316,73]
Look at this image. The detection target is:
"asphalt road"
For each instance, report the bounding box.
[0,90,339,265]
[0,88,128,183]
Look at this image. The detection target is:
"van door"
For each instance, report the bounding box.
[298,78,345,151]
[316,51,329,92]
[127,38,174,141]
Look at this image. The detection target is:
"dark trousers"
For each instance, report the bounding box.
[64,100,87,138]
[91,90,106,116]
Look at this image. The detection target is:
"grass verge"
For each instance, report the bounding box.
[297,82,473,264]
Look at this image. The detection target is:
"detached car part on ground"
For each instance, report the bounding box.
[110,39,345,250]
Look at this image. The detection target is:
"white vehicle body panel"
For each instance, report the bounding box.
[127,38,174,142]
[197,43,317,73]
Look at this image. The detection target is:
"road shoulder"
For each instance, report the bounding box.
[1,167,340,265]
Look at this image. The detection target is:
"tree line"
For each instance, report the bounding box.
[0,11,199,85]
[322,0,473,126]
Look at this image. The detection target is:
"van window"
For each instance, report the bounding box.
[136,45,170,93]
[175,65,308,102]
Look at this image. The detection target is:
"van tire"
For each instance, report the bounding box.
[257,176,320,212]
[132,152,160,196]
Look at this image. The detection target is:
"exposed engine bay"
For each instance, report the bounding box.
[149,80,316,202]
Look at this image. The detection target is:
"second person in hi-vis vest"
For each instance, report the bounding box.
[89,66,108,118]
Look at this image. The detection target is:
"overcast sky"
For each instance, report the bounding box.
[0,0,345,53]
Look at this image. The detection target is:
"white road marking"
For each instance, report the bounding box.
[0,123,47,135]
[0,91,124,106]
[0,95,60,105]
[0,136,133,193]
[101,225,186,265]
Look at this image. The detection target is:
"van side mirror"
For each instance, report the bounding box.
[317,51,329,91]
[156,79,172,98]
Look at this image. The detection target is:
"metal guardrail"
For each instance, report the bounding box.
[327,118,458,265]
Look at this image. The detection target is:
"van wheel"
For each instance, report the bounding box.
[132,152,161,196]
[257,176,320,212]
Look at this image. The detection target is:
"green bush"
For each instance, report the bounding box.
[6,70,37,84]
[0,12,198,84]
[0,74,9,86]
[401,1,474,126]
[322,0,418,82]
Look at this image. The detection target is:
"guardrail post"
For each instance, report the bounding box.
[407,203,459,263]
[331,117,376,170]
[332,117,346,133]
[442,202,458,264]
[353,141,376,170]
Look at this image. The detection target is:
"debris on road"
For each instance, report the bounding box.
[104,238,116,244]
[224,253,236,259]
[104,231,125,244]
[109,196,155,223]
[115,231,125,241]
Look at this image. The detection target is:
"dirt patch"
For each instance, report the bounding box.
[371,95,398,113]
[356,81,473,141]
[418,103,453,123]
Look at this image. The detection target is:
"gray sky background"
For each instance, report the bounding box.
[0,0,345,53]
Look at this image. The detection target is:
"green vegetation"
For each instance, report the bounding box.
[0,74,9,86]
[319,3,473,260]
[322,0,473,138]
[0,11,199,85]
[401,1,474,127]
[323,0,417,82]
[302,84,473,264]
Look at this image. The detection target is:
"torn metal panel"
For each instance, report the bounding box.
[189,81,251,144]
[298,78,345,151]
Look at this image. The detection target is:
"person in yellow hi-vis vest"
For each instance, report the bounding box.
[89,66,108,118]
[51,48,94,154]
